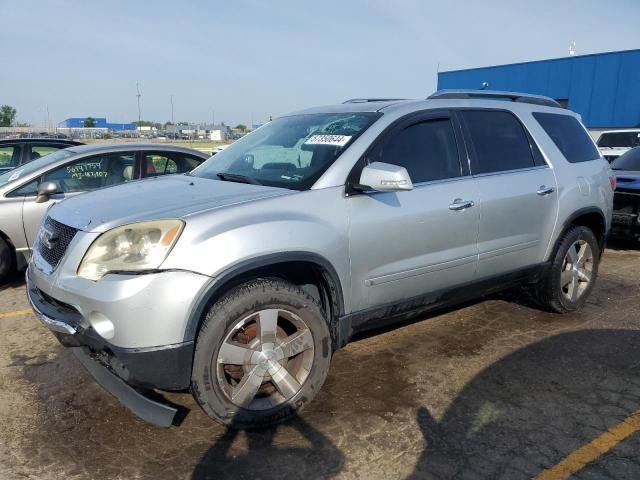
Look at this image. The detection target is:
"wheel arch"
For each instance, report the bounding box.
[183,252,345,346]
[551,207,607,260]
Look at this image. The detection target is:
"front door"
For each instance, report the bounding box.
[348,111,479,312]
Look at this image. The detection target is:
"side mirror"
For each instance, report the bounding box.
[357,162,413,192]
[35,182,57,204]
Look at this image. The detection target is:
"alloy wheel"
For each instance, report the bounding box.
[215,308,315,411]
[560,239,593,302]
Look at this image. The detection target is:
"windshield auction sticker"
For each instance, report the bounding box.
[304,134,352,147]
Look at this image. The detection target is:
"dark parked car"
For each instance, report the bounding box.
[0,138,84,174]
[610,146,640,241]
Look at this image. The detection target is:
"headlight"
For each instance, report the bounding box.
[77,220,184,281]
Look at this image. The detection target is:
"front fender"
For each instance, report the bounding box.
[161,186,352,310]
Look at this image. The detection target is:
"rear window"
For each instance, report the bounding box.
[597,132,640,148]
[532,112,600,163]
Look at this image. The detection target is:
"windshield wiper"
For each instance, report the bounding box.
[216,173,262,185]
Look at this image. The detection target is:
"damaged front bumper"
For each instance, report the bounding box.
[26,268,193,427]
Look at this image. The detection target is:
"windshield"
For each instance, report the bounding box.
[0,149,74,187]
[191,112,380,190]
[611,147,640,171]
[597,132,640,148]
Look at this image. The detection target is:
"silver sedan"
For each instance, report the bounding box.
[0,143,209,281]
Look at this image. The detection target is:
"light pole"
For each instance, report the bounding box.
[170,94,174,124]
[136,82,142,137]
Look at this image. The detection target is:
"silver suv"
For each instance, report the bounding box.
[27,91,615,428]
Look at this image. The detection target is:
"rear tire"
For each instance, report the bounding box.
[0,237,14,283]
[536,226,600,313]
[191,278,332,429]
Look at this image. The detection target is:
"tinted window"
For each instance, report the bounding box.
[611,147,640,171]
[44,153,136,193]
[0,145,20,168]
[28,144,67,163]
[524,130,548,167]
[144,152,203,177]
[367,118,461,183]
[461,110,535,174]
[533,112,600,163]
[597,132,640,148]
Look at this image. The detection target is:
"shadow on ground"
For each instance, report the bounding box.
[192,416,345,479]
[0,269,25,292]
[407,329,640,479]
[8,250,640,479]
[607,237,640,252]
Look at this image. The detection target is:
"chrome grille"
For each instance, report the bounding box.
[37,217,78,268]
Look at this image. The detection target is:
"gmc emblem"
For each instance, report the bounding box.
[39,226,58,250]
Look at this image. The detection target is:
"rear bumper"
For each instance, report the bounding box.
[611,190,640,239]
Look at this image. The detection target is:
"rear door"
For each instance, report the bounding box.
[457,109,558,279]
[347,111,480,311]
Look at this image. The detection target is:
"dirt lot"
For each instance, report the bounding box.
[1,245,640,480]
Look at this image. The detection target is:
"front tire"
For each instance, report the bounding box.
[536,225,600,313]
[191,279,332,429]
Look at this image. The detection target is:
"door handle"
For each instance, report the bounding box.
[536,185,555,196]
[449,199,475,211]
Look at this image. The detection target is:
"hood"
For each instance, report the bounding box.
[48,175,293,232]
[615,171,640,192]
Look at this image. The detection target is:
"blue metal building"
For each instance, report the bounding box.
[61,117,137,131]
[437,49,640,128]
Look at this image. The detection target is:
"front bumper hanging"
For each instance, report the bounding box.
[26,268,190,427]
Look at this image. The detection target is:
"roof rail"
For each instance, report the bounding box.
[427,89,561,108]
[342,98,406,104]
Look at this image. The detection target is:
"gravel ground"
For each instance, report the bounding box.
[1,245,639,479]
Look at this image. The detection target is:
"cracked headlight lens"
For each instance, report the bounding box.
[77,220,184,281]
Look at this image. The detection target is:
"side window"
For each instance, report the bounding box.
[27,144,67,163]
[0,145,20,168]
[461,110,535,174]
[144,153,203,177]
[532,112,600,163]
[367,118,461,183]
[9,180,39,197]
[524,130,548,167]
[44,153,136,193]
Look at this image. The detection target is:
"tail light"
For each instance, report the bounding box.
[609,175,617,192]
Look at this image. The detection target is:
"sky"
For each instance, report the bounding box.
[1,0,639,128]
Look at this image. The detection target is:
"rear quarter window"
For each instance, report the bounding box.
[532,112,600,163]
